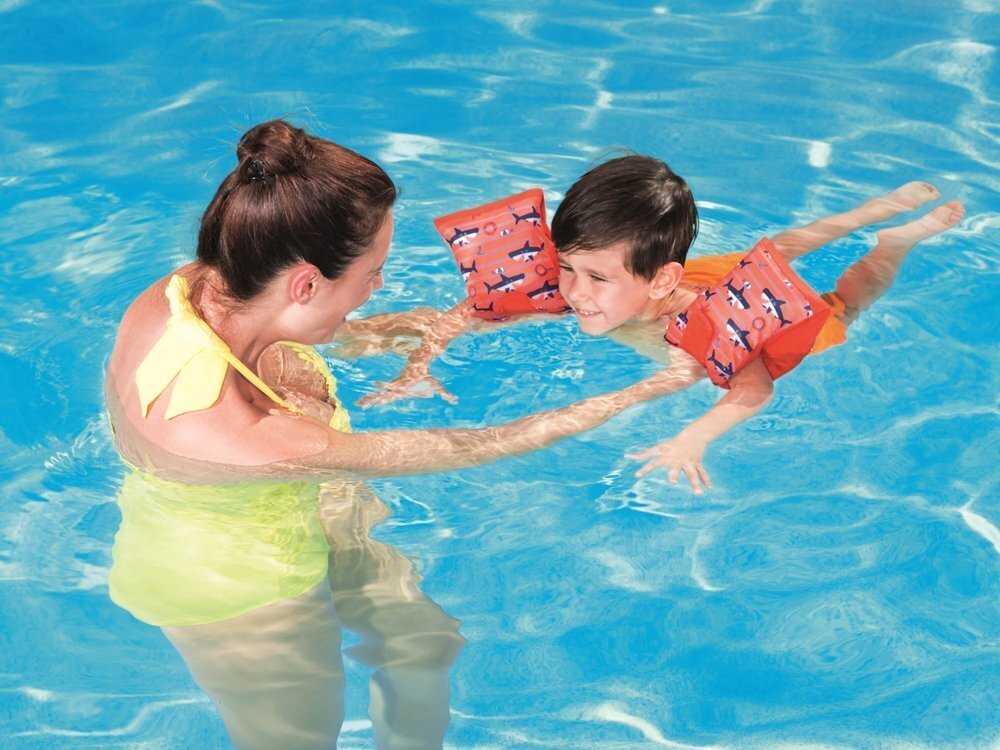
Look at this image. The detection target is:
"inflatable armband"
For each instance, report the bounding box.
[433,188,570,321]
[664,239,831,387]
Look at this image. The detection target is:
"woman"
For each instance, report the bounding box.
[105,120,690,749]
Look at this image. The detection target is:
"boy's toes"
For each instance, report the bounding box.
[885,181,940,210]
[925,200,965,230]
[942,200,966,227]
[876,200,964,245]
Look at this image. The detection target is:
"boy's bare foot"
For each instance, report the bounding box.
[772,182,942,261]
[834,201,965,315]
[875,200,965,249]
[874,181,940,214]
[851,182,941,228]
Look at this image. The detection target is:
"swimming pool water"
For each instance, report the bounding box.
[2,1,998,747]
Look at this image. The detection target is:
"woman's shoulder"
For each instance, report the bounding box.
[113,265,199,360]
[106,263,338,473]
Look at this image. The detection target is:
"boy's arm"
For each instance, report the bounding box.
[627,356,775,494]
[356,299,478,408]
[329,307,446,358]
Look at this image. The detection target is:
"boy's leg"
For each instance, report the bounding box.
[772,182,940,261]
[828,201,965,323]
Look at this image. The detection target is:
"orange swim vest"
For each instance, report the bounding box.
[664,238,832,387]
[433,189,570,321]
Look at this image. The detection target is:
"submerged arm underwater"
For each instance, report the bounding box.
[628,355,775,494]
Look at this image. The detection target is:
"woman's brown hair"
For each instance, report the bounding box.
[197,119,398,300]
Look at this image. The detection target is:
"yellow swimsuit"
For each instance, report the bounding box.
[109,275,349,627]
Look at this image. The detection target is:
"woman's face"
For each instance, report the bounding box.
[298,212,392,343]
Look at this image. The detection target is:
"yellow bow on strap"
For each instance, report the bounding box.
[135,275,295,419]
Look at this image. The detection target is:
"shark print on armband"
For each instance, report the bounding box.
[485,268,526,294]
[508,240,544,261]
[526,279,560,300]
[511,205,541,225]
[459,260,477,282]
[448,226,479,247]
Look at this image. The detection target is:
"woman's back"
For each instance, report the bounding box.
[107,264,330,476]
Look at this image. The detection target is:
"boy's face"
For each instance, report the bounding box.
[557,242,661,335]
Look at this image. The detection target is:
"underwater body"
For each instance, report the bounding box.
[2,1,999,748]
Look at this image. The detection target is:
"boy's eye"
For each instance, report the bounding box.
[590,274,608,283]
[558,264,574,273]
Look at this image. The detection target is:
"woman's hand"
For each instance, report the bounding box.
[356,373,458,409]
[627,433,713,494]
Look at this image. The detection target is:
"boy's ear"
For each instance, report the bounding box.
[648,261,684,300]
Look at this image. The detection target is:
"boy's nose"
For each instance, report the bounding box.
[560,284,581,308]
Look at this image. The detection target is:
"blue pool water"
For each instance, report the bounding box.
[2,1,998,747]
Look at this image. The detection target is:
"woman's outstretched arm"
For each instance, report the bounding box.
[288,363,704,478]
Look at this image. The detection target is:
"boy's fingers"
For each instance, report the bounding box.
[358,390,401,409]
[635,460,657,478]
[668,466,680,485]
[683,464,703,495]
[626,448,658,461]
[698,465,713,489]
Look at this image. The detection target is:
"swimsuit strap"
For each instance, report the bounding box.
[135,275,300,420]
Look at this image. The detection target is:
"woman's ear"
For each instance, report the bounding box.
[648,261,684,300]
[287,265,320,304]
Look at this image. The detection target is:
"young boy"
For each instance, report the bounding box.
[350,156,964,493]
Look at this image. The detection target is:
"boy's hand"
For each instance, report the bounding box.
[626,435,713,495]
[356,374,458,409]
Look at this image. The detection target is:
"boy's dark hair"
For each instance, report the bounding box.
[551,154,698,280]
[197,119,398,300]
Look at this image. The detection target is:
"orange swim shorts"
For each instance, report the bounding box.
[680,251,849,355]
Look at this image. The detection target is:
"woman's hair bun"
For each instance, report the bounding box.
[198,119,397,300]
[236,120,313,184]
